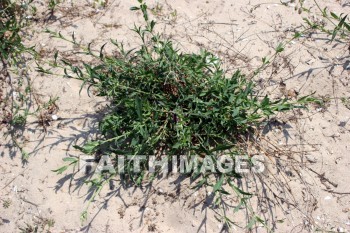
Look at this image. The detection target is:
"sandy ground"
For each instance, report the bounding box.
[1,0,350,232]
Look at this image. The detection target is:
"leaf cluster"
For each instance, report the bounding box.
[56,0,315,174]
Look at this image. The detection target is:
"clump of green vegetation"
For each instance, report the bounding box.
[295,0,350,43]
[0,0,33,64]
[48,0,61,13]
[2,199,11,209]
[55,2,314,159]
[49,0,317,228]
[1,0,35,161]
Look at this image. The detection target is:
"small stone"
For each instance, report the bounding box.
[51,115,58,121]
[281,0,291,4]
[337,227,345,232]
[305,155,317,163]
[324,196,332,200]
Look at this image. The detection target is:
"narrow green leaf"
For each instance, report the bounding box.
[275,43,284,53]
[330,12,339,20]
[73,141,100,154]
[99,43,107,59]
[63,157,78,162]
[213,175,224,193]
[52,165,68,174]
[135,97,142,120]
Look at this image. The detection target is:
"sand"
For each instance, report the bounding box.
[1,0,350,232]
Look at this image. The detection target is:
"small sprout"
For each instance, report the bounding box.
[3,199,11,209]
[275,43,285,53]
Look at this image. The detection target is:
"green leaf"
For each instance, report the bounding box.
[63,157,78,162]
[87,42,93,55]
[54,51,58,66]
[338,15,348,28]
[135,97,142,120]
[330,12,339,20]
[213,175,224,193]
[150,20,156,31]
[344,22,350,31]
[275,43,284,53]
[210,144,235,153]
[255,216,266,226]
[262,57,269,64]
[293,32,302,39]
[322,7,328,17]
[261,95,270,107]
[130,6,140,11]
[52,165,68,174]
[73,141,100,154]
[228,180,252,196]
[99,43,107,59]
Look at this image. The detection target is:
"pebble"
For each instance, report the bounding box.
[280,0,291,4]
[51,115,58,121]
[305,155,317,163]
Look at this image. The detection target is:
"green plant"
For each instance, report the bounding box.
[92,0,107,8]
[48,0,317,229]
[341,97,350,110]
[2,199,11,209]
[0,0,33,64]
[0,0,37,161]
[296,0,350,43]
[48,0,61,13]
